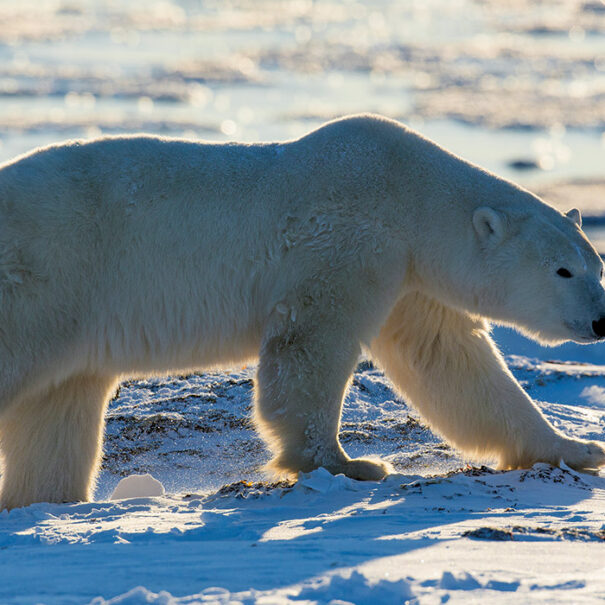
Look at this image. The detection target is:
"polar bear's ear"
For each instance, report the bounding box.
[472,206,505,246]
[566,208,582,228]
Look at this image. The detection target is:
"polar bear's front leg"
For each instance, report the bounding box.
[0,374,117,510]
[255,314,390,481]
[371,292,605,471]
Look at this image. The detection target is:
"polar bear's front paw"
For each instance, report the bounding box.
[559,438,605,471]
[341,457,392,481]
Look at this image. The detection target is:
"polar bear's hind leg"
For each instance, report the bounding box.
[0,374,118,510]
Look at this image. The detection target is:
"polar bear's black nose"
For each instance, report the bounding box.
[592,317,605,338]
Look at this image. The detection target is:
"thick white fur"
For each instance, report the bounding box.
[1,114,604,509]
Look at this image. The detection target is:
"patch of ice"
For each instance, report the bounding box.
[296,467,361,494]
[438,571,481,590]
[89,586,176,604]
[110,474,165,500]
[484,579,520,592]
[295,570,414,604]
[529,579,586,591]
[91,585,251,604]
[580,385,605,407]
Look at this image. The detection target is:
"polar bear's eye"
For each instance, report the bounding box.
[556,268,573,278]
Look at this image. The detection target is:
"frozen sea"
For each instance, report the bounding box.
[0,1,605,603]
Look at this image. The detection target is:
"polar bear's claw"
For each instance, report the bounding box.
[560,438,605,472]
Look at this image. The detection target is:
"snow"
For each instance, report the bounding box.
[580,385,605,408]
[2,462,603,603]
[110,474,166,500]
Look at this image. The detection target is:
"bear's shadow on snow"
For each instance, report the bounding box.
[0,465,601,596]
[152,465,603,592]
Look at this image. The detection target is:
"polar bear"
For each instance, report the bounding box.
[1,114,605,509]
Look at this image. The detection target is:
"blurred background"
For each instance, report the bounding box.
[0,1,603,193]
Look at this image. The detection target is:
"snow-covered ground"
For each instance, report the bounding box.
[1,326,604,604]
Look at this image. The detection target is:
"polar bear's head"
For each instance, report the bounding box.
[472,204,605,345]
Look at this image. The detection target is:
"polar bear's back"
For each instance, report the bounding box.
[0,137,292,374]
[0,115,457,379]
[0,122,402,377]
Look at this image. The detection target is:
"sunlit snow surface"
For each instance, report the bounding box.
[0,0,605,603]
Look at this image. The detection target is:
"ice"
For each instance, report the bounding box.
[110,474,165,500]
[295,467,361,494]
[438,571,481,590]
[295,570,415,604]
[89,587,177,605]
[580,385,605,407]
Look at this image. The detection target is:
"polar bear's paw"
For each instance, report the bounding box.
[499,437,605,473]
[341,457,392,481]
[558,438,605,472]
[267,454,391,481]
